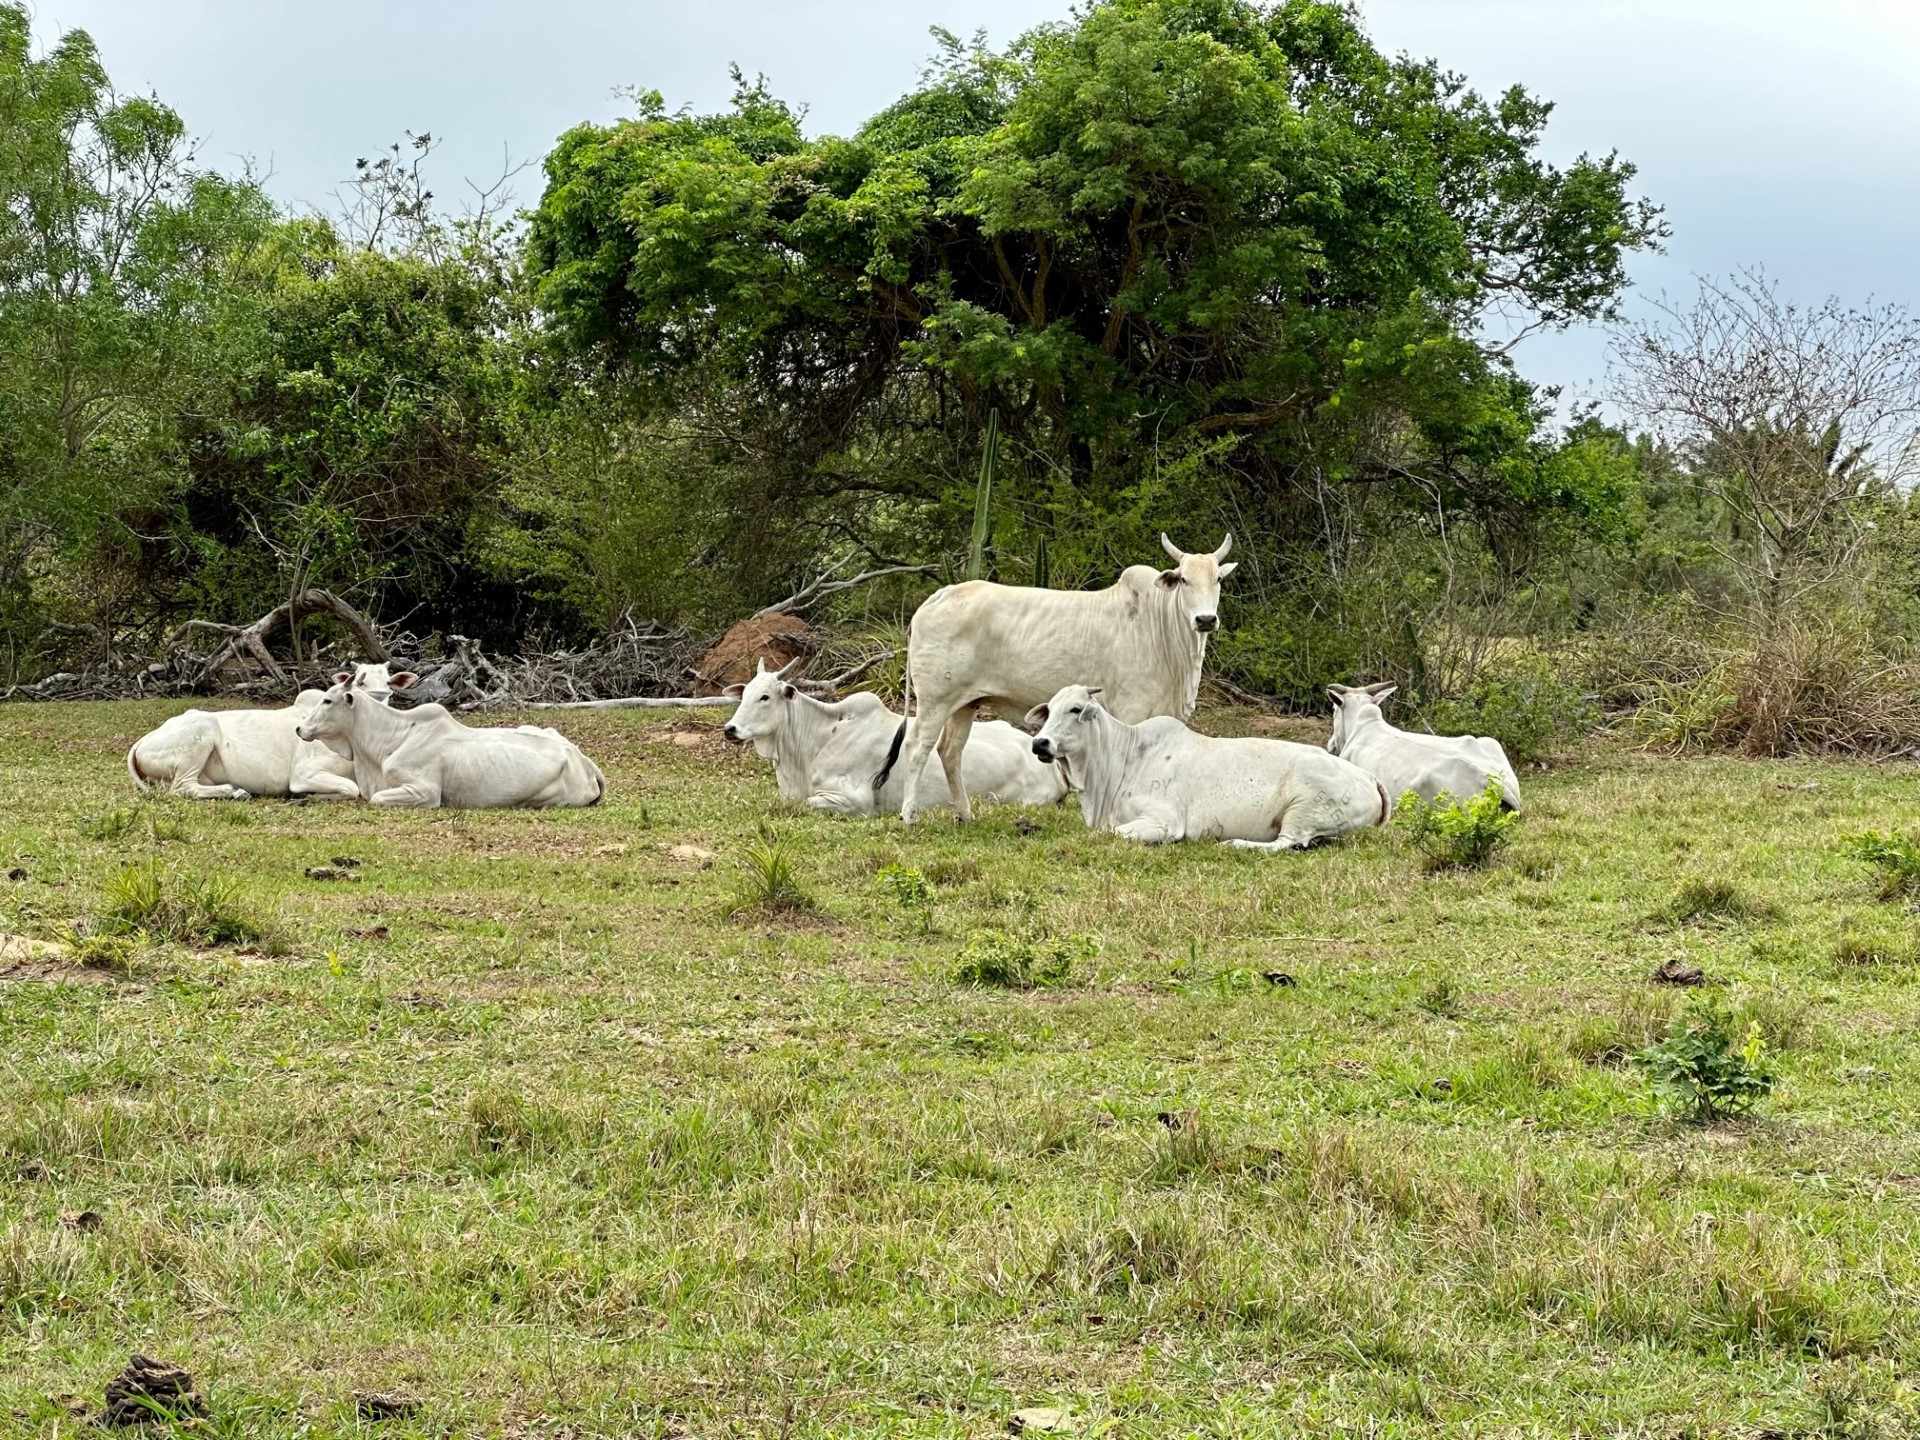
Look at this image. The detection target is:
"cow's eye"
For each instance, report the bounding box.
[758,695,769,703]
[1070,706,1083,716]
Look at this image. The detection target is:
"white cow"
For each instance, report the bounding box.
[722,659,1066,816]
[127,662,414,800]
[1027,684,1388,851]
[880,533,1238,825]
[295,680,605,808]
[1325,682,1522,811]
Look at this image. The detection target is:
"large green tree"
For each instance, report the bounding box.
[526,0,1663,596]
[0,2,269,657]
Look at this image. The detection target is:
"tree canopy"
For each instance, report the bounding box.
[527,0,1665,589]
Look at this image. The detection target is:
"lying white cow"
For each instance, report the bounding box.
[1326,682,1522,811]
[722,658,1065,816]
[879,533,1238,824]
[1027,684,1387,850]
[127,662,413,800]
[295,680,604,808]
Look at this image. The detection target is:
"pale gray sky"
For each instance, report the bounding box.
[33,0,1920,407]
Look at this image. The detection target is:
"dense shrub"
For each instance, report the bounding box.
[953,929,1094,990]
[1843,831,1920,903]
[1395,781,1518,870]
[1422,654,1597,763]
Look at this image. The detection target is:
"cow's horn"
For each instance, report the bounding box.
[1213,534,1233,561]
[1160,532,1183,563]
[774,656,802,679]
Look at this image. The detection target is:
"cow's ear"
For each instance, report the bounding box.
[1367,682,1398,703]
[1327,686,1347,706]
[1217,561,1237,580]
[723,684,746,700]
[333,671,353,686]
[1022,703,1049,734]
[388,671,419,689]
[781,684,797,701]
[1157,569,1180,589]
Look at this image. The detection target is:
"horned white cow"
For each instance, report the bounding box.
[127,662,413,800]
[1027,684,1388,851]
[295,681,604,808]
[879,533,1238,825]
[722,659,1065,816]
[1325,682,1522,811]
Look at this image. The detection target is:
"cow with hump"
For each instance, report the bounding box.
[878,533,1238,825]
[1026,684,1387,851]
[295,680,604,808]
[1326,681,1522,811]
[127,662,414,800]
[723,658,1065,816]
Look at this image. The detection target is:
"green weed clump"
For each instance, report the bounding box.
[81,804,186,844]
[1395,781,1516,870]
[1843,831,1920,903]
[1656,876,1778,927]
[724,826,816,918]
[876,863,933,934]
[1636,1000,1777,1124]
[96,861,279,950]
[953,928,1094,990]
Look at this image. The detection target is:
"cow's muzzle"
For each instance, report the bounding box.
[1193,614,1218,633]
[1031,737,1055,763]
[722,723,741,742]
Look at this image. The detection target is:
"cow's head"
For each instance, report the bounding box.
[1325,681,1397,755]
[1157,533,1237,634]
[722,657,802,753]
[330,661,419,706]
[295,679,357,744]
[1025,684,1103,771]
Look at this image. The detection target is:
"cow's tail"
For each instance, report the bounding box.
[871,654,912,794]
[127,744,151,793]
[1375,780,1390,827]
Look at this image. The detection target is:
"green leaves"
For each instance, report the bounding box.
[1636,1001,1777,1124]
[1394,781,1518,870]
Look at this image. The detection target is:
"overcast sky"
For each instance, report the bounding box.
[31,0,1920,409]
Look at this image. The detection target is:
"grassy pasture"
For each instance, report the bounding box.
[3,699,1920,1437]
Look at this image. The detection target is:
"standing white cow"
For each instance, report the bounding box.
[1325,682,1522,811]
[879,533,1238,825]
[127,662,414,800]
[1027,684,1387,851]
[722,659,1065,816]
[295,679,604,808]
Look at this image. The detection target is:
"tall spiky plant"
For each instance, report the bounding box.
[968,408,999,582]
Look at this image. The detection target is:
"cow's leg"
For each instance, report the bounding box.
[1114,816,1178,844]
[808,791,866,816]
[934,708,976,823]
[1228,835,1310,853]
[288,765,360,800]
[369,770,442,808]
[897,704,953,827]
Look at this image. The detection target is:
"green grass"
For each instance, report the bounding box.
[2,702,1920,1435]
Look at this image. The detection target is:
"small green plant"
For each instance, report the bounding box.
[1417,975,1462,1018]
[96,860,280,949]
[81,804,187,844]
[724,825,815,918]
[952,928,1094,990]
[876,863,934,934]
[1395,781,1517,870]
[1843,830,1920,903]
[1656,876,1778,927]
[1635,1000,1777,1124]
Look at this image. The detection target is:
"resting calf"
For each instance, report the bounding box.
[1026,685,1386,850]
[127,662,413,800]
[1325,682,1522,811]
[723,659,1064,815]
[295,681,604,808]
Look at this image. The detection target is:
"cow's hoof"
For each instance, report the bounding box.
[229,789,252,801]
